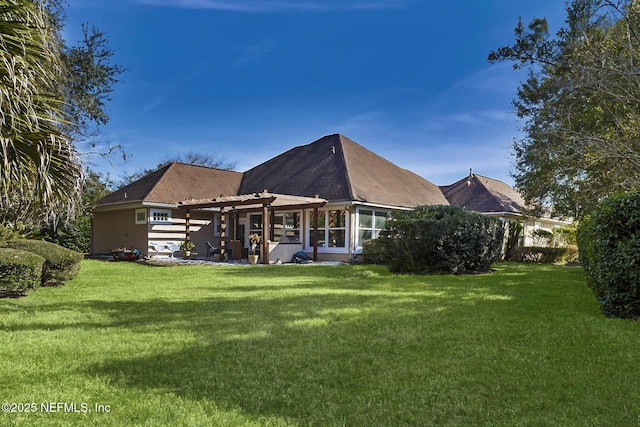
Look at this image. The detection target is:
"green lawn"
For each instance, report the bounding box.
[1,260,638,426]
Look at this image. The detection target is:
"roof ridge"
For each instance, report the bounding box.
[144,162,177,200]
[337,135,356,201]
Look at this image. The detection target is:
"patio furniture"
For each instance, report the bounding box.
[206,241,219,261]
[166,242,181,258]
[228,240,242,263]
[149,241,167,257]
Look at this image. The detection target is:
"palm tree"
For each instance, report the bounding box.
[0,0,82,225]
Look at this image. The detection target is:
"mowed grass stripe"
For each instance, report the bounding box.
[1,261,638,426]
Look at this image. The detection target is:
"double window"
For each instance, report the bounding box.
[250,212,301,243]
[309,209,347,248]
[357,209,388,247]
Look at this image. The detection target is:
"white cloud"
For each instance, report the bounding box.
[135,0,408,12]
[141,94,165,113]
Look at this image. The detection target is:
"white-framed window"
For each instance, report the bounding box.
[249,214,263,240]
[135,208,147,225]
[308,209,348,250]
[356,209,388,247]
[150,208,172,224]
[248,212,301,243]
[274,212,301,243]
[213,213,221,237]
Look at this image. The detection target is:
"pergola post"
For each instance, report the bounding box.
[185,209,191,241]
[262,203,269,264]
[313,207,318,261]
[220,208,226,260]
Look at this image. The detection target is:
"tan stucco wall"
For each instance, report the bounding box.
[92,209,148,255]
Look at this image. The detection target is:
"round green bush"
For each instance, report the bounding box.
[0,239,83,285]
[577,191,640,318]
[0,248,46,296]
[377,205,504,274]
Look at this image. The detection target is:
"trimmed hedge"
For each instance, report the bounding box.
[577,191,640,319]
[0,248,46,297]
[0,239,83,285]
[510,246,579,264]
[374,205,504,274]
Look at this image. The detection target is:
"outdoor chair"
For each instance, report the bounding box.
[228,240,242,263]
[166,242,181,258]
[206,241,219,261]
[149,241,167,257]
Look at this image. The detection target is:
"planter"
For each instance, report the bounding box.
[112,249,139,261]
[248,254,259,264]
[182,251,191,259]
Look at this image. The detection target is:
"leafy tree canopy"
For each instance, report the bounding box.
[489,0,640,219]
[0,0,124,226]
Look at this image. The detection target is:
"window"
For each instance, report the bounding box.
[135,208,147,225]
[357,209,388,246]
[309,209,347,248]
[273,212,301,243]
[213,213,222,237]
[249,214,263,240]
[249,212,301,243]
[150,209,171,224]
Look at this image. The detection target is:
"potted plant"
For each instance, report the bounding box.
[180,239,196,259]
[248,233,261,264]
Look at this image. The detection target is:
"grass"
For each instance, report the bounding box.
[1,260,639,426]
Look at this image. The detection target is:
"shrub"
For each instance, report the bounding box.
[378,205,504,274]
[362,238,387,265]
[0,248,46,297]
[577,191,640,319]
[511,246,579,264]
[0,240,83,285]
[553,226,577,247]
[530,229,554,247]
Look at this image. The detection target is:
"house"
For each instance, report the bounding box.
[91,134,568,263]
[440,171,572,246]
[91,134,448,262]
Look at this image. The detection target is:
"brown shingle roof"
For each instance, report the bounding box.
[240,134,448,208]
[95,162,243,206]
[440,173,525,213]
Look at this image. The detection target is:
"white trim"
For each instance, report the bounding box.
[351,201,414,211]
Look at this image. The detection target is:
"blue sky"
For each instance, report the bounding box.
[64,0,568,186]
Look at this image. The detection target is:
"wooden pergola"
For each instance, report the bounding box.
[178,192,327,264]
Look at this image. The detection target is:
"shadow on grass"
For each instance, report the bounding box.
[83,292,508,425]
[2,262,596,424]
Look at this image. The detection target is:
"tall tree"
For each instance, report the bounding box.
[489,0,640,219]
[0,0,82,225]
[0,0,123,227]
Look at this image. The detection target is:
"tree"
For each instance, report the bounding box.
[0,0,82,225]
[41,169,114,252]
[0,0,124,227]
[489,0,640,219]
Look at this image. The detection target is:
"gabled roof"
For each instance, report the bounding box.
[95,162,243,207]
[239,134,448,208]
[440,173,525,214]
